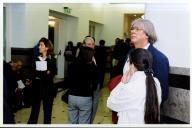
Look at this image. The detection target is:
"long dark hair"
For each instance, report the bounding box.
[129,48,160,124]
[77,46,94,64]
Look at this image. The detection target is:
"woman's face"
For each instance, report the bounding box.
[38,42,48,54]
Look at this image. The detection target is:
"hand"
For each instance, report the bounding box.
[15,87,22,92]
[121,64,134,84]
[47,70,50,75]
[25,79,32,86]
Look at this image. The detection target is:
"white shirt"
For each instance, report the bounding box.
[107,71,161,124]
[36,56,47,71]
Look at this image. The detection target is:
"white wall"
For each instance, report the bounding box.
[6,3,26,48]
[11,3,192,67]
[65,16,78,44]
[5,3,26,61]
[102,4,145,46]
[46,3,144,45]
[48,3,105,43]
[6,3,144,48]
[94,23,104,45]
[6,3,49,48]
[145,3,190,68]
[5,3,49,61]
[25,4,49,47]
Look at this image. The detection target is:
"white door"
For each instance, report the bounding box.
[49,11,78,78]
[53,18,66,78]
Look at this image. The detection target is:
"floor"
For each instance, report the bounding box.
[14,73,113,124]
[13,72,187,125]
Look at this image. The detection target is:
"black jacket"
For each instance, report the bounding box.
[33,56,57,98]
[68,60,99,97]
[148,44,169,102]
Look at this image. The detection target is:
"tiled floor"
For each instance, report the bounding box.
[14,73,113,124]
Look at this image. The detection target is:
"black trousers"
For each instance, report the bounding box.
[28,79,54,124]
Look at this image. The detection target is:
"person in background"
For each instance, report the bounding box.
[74,42,83,58]
[67,46,98,124]
[107,48,162,124]
[64,41,75,61]
[64,41,75,77]
[109,37,133,124]
[3,75,15,124]
[22,78,33,108]
[3,60,16,124]
[11,60,33,109]
[111,38,122,67]
[3,60,24,112]
[123,18,169,103]
[33,43,39,58]
[28,37,57,124]
[95,39,107,88]
[83,36,100,123]
[111,38,129,79]
[124,38,133,52]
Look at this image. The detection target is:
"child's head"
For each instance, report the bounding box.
[129,48,153,74]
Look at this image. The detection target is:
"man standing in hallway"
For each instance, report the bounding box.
[123,18,169,103]
[83,36,100,123]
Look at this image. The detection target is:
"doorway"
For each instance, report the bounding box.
[48,10,78,78]
[89,21,104,45]
[48,19,55,45]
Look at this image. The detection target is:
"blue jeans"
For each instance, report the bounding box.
[91,84,100,123]
[68,95,92,124]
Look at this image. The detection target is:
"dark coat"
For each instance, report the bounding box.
[3,61,20,112]
[68,60,99,97]
[3,75,15,124]
[3,61,18,97]
[148,44,169,102]
[33,56,57,98]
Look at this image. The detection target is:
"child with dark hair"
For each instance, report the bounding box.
[107,48,161,124]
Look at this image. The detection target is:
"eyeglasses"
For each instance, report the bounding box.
[130,27,144,32]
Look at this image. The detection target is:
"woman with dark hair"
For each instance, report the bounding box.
[107,48,161,124]
[67,46,98,124]
[28,37,57,124]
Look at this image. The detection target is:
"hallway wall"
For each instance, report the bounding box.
[25,4,49,48]
[47,3,104,44]
[5,3,144,61]
[145,3,190,123]
[101,4,144,45]
[145,3,190,68]
[5,3,189,66]
[5,3,142,78]
[5,3,50,61]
